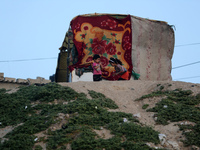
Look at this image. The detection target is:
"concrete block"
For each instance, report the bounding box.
[27,78,40,85]
[27,77,51,85]
[36,77,45,82]
[16,78,28,84]
[4,77,16,83]
[37,77,45,80]
[41,79,51,84]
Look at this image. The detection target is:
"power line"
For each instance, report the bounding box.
[172,60,200,69]
[0,57,57,63]
[0,42,199,64]
[175,42,200,47]
[174,75,200,80]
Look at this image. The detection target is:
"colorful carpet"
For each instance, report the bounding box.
[69,15,132,80]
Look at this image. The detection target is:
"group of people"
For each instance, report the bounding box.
[92,54,129,81]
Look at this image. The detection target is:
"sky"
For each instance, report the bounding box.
[0,0,200,83]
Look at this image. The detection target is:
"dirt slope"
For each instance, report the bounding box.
[0,80,199,150]
[59,80,200,150]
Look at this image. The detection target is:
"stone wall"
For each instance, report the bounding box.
[0,72,51,89]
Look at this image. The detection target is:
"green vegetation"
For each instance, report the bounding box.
[142,104,149,109]
[1,134,35,150]
[0,83,161,150]
[138,88,200,147]
[35,145,43,150]
[179,123,200,147]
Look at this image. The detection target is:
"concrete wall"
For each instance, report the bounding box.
[71,70,93,82]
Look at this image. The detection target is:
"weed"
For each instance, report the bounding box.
[160,86,164,91]
[0,88,6,94]
[88,90,118,109]
[35,145,43,150]
[135,91,167,101]
[142,104,149,109]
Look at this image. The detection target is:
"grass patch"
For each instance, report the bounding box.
[88,90,119,109]
[142,104,149,109]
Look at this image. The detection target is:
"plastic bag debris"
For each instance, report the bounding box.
[163,105,168,108]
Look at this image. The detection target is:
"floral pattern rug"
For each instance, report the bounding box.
[69,15,132,80]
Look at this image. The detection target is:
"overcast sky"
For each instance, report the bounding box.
[0,0,200,83]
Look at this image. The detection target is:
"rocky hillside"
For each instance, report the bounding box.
[0,81,200,150]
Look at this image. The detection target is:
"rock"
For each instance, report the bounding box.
[51,127,57,131]
[158,134,167,145]
[65,114,70,118]
[133,113,141,118]
[154,117,158,121]
[58,113,65,119]
[191,145,200,150]
[63,102,68,105]
[146,143,151,147]
[167,140,180,150]
[66,143,71,150]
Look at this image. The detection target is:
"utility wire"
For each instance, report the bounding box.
[175,42,200,47]
[174,75,200,80]
[0,57,57,63]
[172,60,200,69]
[0,42,199,65]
